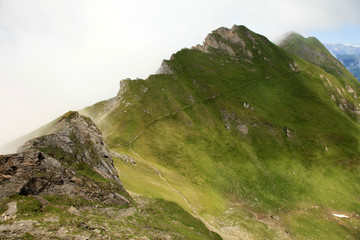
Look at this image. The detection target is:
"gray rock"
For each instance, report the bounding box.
[68,206,81,216]
[192,25,255,58]
[237,124,248,135]
[0,112,131,206]
[156,60,173,74]
[1,201,17,221]
[285,128,292,138]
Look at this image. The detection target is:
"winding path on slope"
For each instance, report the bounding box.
[127,94,241,240]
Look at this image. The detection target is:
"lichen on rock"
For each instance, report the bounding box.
[0,111,131,206]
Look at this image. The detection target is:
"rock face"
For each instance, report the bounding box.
[117,78,131,98]
[156,60,173,74]
[0,112,130,205]
[192,25,254,58]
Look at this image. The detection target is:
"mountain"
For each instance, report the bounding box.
[324,43,360,81]
[2,25,360,239]
[0,111,220,239]
[82,25,360,239]
[324,43,360,55]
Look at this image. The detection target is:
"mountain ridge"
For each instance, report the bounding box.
[80,25,360,239]
[1,25,360,239]
[324,43,360,81]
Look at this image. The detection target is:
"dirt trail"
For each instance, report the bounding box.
[129,147,239,240]
[127,94,241,240]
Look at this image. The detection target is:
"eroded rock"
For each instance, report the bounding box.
[0,112,131,206]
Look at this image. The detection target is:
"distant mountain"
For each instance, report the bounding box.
[279,33,350,78]
[324,43,360,55]
[324,43,360,81]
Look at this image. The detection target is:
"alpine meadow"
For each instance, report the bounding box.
[1,25,360,239]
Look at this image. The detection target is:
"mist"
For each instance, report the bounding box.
[1,0,359,153]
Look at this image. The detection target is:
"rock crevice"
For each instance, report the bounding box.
[0,112,130,205]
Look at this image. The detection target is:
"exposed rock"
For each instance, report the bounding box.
[289,61,299,72]
[192,25,255,58]
[141,85,149,93]
[285,128,292,138]
[237,124,248,135]
[110,150,136,165]
[18,112,120,185]
[189,95,195,104]
[196,34,236,56]
[156,60,173,75]
[34,196,49,207]
[0,112,131,206]
[336,88,342,95]
[0,220,35,238]
[345,84,355,93]
[243,102,250,108]
[68,206,81,216]
[117,78,131,98]
[339,104,345,111]
[341,98,348,109]
[216,27,246,46]
[221,108,250,135]
[0,201,17,221]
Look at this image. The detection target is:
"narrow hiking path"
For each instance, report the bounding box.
[126,94,241,240]
[126,93,220,146]
[129,146,239,240]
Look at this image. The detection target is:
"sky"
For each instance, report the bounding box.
[0,0,360,152]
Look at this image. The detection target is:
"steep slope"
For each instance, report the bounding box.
[0,111,130,203]
[279,33,358,81]
[0,112,220,239]
[79,25,360,239]
[280,33,360,115]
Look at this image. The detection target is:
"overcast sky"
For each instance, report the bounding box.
[0,0,360,152]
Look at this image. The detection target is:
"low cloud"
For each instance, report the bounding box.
[0,0,359,148]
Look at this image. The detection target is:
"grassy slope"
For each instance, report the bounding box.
[83,26,359,239]
[0,194,221,240]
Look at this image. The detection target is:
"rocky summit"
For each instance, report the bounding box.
[0,111,130,205]
[0,112,219,239]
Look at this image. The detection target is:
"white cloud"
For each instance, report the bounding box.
[0,0,359,151]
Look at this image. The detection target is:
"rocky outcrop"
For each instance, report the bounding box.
[0,112,131,205]
[192,25,254,58]
[156,60,173,74]
[117,78,131,99]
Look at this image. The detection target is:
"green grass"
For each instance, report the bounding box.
[78,26,360,239]
[22,232,35,240]
[72,162,107,183]
[0,194,221,239]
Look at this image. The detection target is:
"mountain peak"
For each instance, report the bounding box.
[279,32,348,77]
[192,25,260,57]
[0,111,131,205]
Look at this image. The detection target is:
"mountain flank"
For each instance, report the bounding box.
[79,25,360,239]
[1,25,360,239]
[1,112,220,239]
[0,111,130,203]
